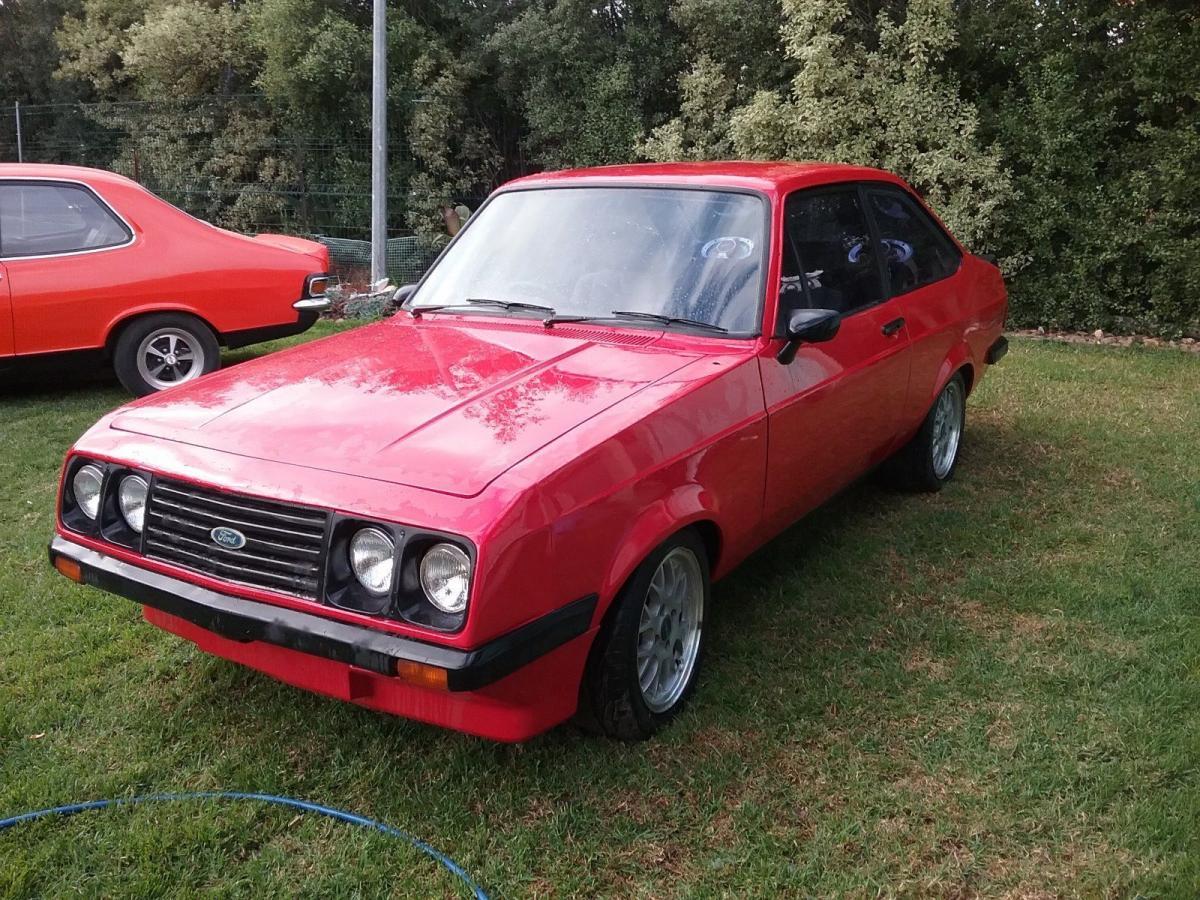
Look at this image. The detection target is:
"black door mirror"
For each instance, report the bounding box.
[392,284,418,307]
[777,308,841,364]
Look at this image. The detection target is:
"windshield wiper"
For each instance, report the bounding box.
[541,313,610,327]
[411,297,557,317]
[609,310,729,333]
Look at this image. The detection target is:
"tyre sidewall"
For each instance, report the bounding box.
[925,373,966,486]
[113,314,219,397]
[587,529,712,740]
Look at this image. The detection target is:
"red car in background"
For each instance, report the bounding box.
[0,164,330,395]
[49,162,1008,742]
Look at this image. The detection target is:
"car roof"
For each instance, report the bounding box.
[0,163,142,190]
[502,161,907,196]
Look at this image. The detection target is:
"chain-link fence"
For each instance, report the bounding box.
[0,96,463,284]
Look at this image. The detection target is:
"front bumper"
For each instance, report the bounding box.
[50,536,598,739]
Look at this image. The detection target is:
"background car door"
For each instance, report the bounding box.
[0,180,135,355]
[0,262,12,358]
[861,185,966,430]
[760,186,912,531]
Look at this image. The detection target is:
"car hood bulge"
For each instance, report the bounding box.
[110,320,697,497]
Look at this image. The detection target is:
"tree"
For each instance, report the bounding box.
[957,0,1200,334]
[648,0,1010,253]
[488,0,682,170]
[0,0,84,104]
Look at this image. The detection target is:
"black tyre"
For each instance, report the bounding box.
[582,529,711,741]
[112,313,220,397]
[882,372,967,492]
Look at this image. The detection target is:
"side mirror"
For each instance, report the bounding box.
[776,308,841,364]
[392,284,417,307]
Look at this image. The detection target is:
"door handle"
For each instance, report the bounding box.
[881,317,905,336]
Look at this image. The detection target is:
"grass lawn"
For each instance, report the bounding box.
[2,324,1198,897]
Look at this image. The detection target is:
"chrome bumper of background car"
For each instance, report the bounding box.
[293,297,332,311]
[48,535,597,692]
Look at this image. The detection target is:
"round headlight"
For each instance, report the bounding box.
[349,527,395,596]
[71,464,104,520]
[118,475,149,533]
[420,543,471,614]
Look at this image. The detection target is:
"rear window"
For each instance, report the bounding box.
[0,181,132,258]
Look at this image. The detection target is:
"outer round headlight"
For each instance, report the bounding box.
[420,543,471,614]
[118,475,149,533]
[71,464,104,520]
[349,527,395,596]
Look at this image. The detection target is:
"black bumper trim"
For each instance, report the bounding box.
[49,536,597,692]
[985,335,1009,365]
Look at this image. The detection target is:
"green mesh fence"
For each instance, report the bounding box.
[0,96,475,285]
[313,234,440,285]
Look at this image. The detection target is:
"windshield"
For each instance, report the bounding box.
[410,187,767,334]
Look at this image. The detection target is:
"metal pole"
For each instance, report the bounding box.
[15,101,23,163]
[370,0,387,286]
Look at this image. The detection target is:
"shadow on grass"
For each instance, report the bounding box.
[0,331,340,401]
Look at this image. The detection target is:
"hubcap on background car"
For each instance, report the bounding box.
[931,380,964,478]
[137,328,205,390]
[637,547,704,714]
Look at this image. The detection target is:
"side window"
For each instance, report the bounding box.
[0,182,132,258]
[865,188,961,295]
[780,188,885,319]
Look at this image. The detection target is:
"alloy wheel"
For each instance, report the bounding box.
[931,379,964,478]
[136,328,206,391]
[636,546,705,714]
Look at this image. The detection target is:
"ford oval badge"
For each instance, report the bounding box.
[210,526,247,550]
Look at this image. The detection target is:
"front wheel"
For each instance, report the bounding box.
[112,313,220,396]
[582,530,710,741]
[883,372,967,492]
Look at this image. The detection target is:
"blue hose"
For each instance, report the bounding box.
[0,791,488,899]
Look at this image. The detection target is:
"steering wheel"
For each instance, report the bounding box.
[701,236,755,261]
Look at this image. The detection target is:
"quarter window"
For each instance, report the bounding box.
[780,188,885,319]
[864,188,961,295]
[0,182,132,258]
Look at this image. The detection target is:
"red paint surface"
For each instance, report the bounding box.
[0,164,329,358]
[56,162,1007,740]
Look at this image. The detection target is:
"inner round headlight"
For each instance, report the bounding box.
[71,464,104,520]
[349,527,395,596]
[118,475,149,533]
[420,543,471,614]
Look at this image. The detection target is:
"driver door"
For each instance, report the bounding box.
[760,185,912,531]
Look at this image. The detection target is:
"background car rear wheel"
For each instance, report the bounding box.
[582,529,710,741]
[883,372,967,492]
[113,313,220,396]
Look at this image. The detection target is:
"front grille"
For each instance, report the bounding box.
[143,477,329,599]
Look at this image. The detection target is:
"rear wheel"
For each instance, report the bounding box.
[113,313,220,396]
[582,530,710,741]
[883,372,967,492]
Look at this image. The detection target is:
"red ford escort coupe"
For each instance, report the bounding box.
[49,163,1007,742]
[0,164,331,395]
